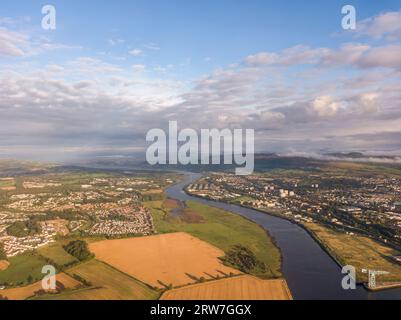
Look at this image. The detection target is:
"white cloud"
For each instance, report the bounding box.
[1,10,401,158]
[0,27,28,57]
[108,38,125,46]
[132,64,146,72]
[357,10,401,40]
[144,43,160,51]
[245,52,278,66]
[310,96,340,117]
[129,48,143,56]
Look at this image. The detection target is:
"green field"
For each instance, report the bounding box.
[306,222,401,283]
[0,179,15,188]
[0,252,49,286]
[37,242,78,266]
[34,260,159,300]
[145,200,282,278]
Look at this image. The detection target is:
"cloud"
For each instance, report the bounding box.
[0,27,28,56]
[245,52,278,66]
[144,43,160,51]
[1,9,401,160]
[320,43,370,66]
[357,10,401,40]
[108,38,125,46]
[129,48,143,56]
[356,45,401,69]
[245,43,401,71]
[310,96,340,117]
[132,64,146,72]
[0,25,81,58]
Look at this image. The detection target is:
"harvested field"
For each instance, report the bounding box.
[0,273,81,300]
[89,232,241,288]
[145,201,282,279]
[0,260,9,271]
[161,275,292,300]
[37,260,159,300]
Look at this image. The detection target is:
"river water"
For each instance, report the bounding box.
[165,172,401,300]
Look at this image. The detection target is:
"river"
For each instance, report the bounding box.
[165,172,401,300]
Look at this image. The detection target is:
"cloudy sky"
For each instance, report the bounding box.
[1,0,401,161]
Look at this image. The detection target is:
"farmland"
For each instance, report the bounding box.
[0,273,81,300]
[35,260,159,300]
[161,275,292,300]
[0,252,49,286]
[0,178,15,191]
[0,260,9,271]
[145,200,282,278]
[89,232,241,288]
[37,242,78,267]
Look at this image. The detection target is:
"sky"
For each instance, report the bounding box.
[1,0,401,161]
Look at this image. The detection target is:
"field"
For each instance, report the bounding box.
[0,273,81,300]
[89,232,242,288]
[37,242,78,266]
[0,260,9,271]
[305,222,401,282]
[0,252,49,286]
[35,260,159,300]
[0,178,16,191]
[145,200,282,278]
[161,275,292,300]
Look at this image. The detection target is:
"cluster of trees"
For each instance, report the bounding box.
[6,220,41,238]
[220,245,267,274]
[63,240,93,261]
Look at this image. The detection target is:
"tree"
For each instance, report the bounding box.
[220,245,267,274]
[63,240,92,261]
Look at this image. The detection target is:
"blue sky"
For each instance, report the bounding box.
[2,0,400,76]
[1,1,401,161]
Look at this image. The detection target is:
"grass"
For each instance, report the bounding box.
[0,252,49,286]
[37,242,78,266]
[305,222,401,283]
[33,260,159,300]
[145,200,282,279]
[0,180,15,188]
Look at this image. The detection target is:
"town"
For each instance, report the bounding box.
[0,172,174,258]
[186,169,401,249]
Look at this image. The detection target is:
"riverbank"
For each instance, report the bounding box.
[165,172,401,299]
[183,189,401,292]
